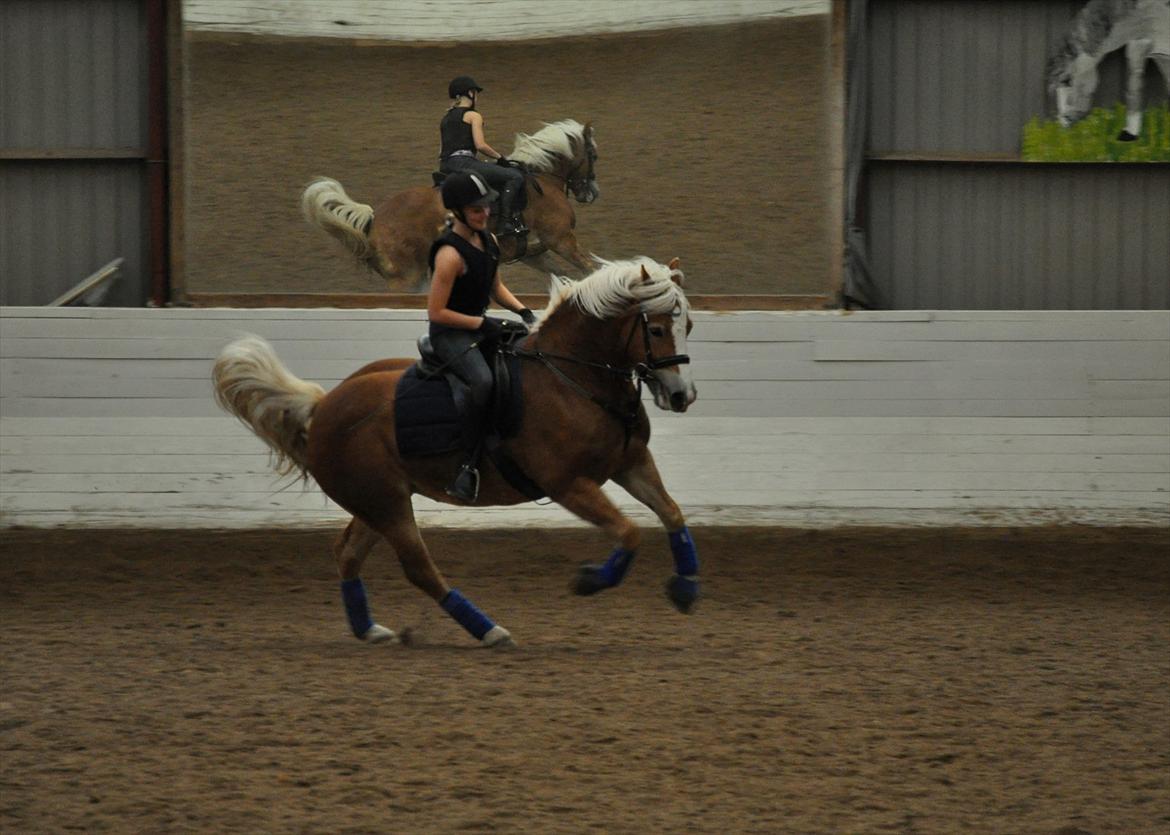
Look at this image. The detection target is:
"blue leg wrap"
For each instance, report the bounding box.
[340,578,374,638]
[440,588,496,641]
[669,526,699,576]
[598,546,636,587]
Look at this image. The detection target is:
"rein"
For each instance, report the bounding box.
[510,312,690,446]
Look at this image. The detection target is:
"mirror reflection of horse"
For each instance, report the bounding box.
[213,257,700,648]
[302,119,601,291]
[1047,0,1170,140]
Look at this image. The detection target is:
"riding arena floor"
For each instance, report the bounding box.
[1,525,1167,834]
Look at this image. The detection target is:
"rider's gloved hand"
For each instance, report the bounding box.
[518,308,537,326]
[478,316,504,338]
[497,156,512,167]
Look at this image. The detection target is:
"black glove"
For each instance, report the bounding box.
[518,308,537,326]
[478,316,504,338]
[497,156,511,167]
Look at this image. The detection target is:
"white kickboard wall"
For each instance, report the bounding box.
[1,307,1167,529]
[182,1,829,42]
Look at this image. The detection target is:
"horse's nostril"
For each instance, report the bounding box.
[670,391,686,410]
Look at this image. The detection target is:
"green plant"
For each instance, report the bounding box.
[1021,103,1170,162]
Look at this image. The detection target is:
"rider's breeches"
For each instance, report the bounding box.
[429,327,492,448]
[442,156,525,216]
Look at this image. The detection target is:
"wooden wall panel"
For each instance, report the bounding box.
[1,308,1167,528]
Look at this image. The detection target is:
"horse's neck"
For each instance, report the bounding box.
[540,310,632,371]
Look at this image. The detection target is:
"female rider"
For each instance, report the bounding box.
[427,170,537,502]
[438,75,527,237]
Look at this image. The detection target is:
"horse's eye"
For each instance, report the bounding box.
[649,326,665,337]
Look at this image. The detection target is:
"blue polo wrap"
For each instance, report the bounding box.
[340,578,374,638]
[441,588,496,641]
[598,546,635,587]
[669,526,699,576]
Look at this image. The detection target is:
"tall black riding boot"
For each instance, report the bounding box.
[497,189,527,237]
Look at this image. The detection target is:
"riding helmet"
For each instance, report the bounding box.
[441,171,498,210]
[448,75,484,99]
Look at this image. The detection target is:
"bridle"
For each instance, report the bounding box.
[566,144,597,197]
[543,138,597,200]
[510,308,690,445]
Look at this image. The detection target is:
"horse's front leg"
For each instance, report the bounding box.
[1121,39,1155,140]
[611,448,700,614]
[554,476,652,601]
[334,518,398,643]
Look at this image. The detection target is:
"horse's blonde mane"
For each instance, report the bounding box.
[509,119,590,172]
[540,257,685,323]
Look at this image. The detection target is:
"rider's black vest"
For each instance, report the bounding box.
[428,229,499,318]
[439,107,476,161]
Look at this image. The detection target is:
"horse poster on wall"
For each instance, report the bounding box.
[1024,0,1170,161]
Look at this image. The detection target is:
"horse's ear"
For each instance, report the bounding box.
[640,265,652,283]
[668,257,681,270]
[668,257,683,286]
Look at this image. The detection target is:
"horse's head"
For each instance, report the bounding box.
[1047,42,1098,127]
[509,119,600,204]
[568,122,601,205]
[628,258,696,414]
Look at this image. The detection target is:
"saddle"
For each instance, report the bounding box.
[393,331,544,500]
[431,170,529,255]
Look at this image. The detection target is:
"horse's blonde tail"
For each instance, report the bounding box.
[301,176,377,266]
[212,335,326,479]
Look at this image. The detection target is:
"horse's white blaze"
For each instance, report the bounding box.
[650,291,697,412]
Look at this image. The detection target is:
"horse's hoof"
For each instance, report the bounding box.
[361,623,399,644]
[1117,130,1138,142]
[482,625,516,649]
[573,565,611,596]
[666,575,699,614]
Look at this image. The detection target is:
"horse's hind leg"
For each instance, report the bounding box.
[371,492,514,648]
[335,518,398,643]
[611,447,700,614]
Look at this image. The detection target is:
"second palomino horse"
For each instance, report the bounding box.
[213,257,699,648]
[302,119,600,290]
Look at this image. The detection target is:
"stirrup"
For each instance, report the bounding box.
[446,464,480,502]
[498,218,528,237]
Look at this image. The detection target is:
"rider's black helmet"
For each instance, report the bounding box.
[448,75,483,99]
[441,171,498,210]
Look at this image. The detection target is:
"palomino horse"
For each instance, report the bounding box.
[1048,0,1169,140]
[301,119,600,291]
[213,257,699,648]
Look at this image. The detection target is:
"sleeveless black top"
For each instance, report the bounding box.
[428,228,499,320]
[439,107,476,161]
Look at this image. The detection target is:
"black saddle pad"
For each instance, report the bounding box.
[393,354,526,459]
[394,366,463,458]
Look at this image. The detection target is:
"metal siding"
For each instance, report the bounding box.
[1,0,145,149]
[867,164,1170,310]
[867,0,1161,155]
[0,0,149,306]
[0,162,147,307]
